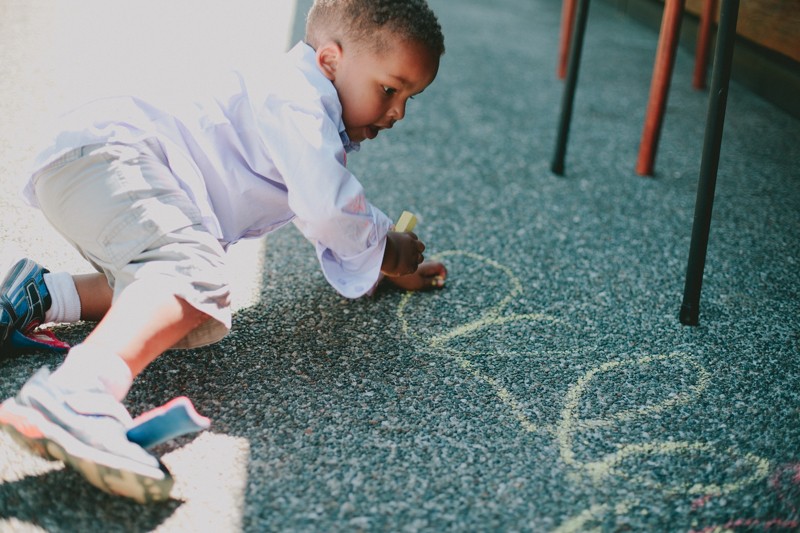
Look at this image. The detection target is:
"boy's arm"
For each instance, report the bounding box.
[381,233,447,290]
[381,231,425,277]
[380,212,447,290]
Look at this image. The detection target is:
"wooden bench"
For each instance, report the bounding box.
[685,0,800,64]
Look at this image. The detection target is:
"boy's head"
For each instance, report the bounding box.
[305,0,445,143]
[306,0,445,58]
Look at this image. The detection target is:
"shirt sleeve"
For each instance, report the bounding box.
[260,100,393,298]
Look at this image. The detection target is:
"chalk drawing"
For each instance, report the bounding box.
[689,518,800,533]
[770,462,800,513]
[397,250,778,532]
[686,463,800,532]
[398,250,561,435]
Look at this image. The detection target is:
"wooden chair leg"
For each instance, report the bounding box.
[635,0,686,176]
[693,0,718,89]
[558,0,578,79]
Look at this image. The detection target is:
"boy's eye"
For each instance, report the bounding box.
[382,86,397,96]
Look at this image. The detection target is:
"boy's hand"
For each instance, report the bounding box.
[381,231,425,277]
[385,260,447,291]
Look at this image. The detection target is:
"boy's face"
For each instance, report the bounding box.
[317,36,440,143]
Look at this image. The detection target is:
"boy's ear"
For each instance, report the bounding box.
[316,41,342,81]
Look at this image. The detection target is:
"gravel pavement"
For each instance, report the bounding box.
[2,0,799,531]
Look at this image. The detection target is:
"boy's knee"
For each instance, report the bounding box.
[178,296,214,326]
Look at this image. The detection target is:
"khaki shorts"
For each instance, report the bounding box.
[31,140,231,349]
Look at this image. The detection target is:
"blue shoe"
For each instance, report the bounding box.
[0,368,174,503]
[0,258,69,355]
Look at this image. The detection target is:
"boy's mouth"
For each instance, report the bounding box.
[366,125,380,140]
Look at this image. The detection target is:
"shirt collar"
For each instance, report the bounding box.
[340,131,361,153]
[290,42,361,154]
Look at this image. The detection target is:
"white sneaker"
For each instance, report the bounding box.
[0,367,174,503]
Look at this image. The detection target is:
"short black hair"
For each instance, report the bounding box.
[306,0,445,57]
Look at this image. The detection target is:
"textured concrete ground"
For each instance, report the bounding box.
[1,0,799,531]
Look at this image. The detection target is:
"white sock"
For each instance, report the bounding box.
[43,272,81,324]
[49,344,133,401]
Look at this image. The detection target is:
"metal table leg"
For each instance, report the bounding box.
[551,0,591,176]
[680,0,740,326]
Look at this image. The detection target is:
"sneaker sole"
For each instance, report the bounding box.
[0,398,174,504]
[6,328,69,354]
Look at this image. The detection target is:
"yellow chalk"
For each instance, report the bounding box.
[395,211,417,232]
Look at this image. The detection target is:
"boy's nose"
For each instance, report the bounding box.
[389,102,406,122]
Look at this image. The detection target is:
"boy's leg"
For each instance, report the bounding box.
[0,141,231,502]
[74,272,113,321]
[1,275,216,502]
[81,285,210,377]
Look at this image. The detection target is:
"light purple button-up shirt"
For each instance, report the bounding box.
[23,42,393,298]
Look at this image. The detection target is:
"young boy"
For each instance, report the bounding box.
[0,0,446,503]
